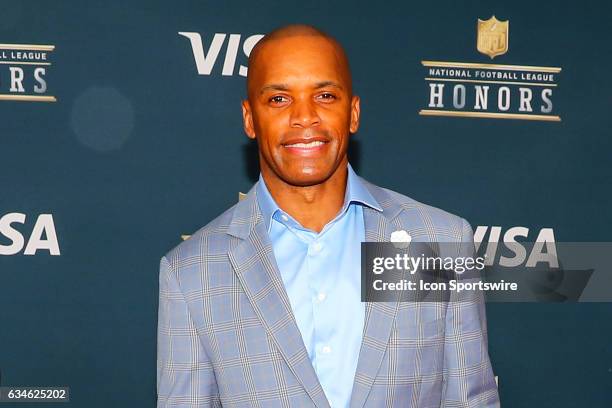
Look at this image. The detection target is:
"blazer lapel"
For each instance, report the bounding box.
[227,187,330,408]
[350,182,404,408]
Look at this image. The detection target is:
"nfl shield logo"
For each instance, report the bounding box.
[477,16,509,59]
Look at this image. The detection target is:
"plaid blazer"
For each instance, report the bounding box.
[157,177,500,407]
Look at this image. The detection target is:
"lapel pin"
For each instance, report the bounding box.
[390,230,412,249]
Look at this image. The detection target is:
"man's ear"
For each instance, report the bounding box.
[349,95,360,134]
[242,99,256,140]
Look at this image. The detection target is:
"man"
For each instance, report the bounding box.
[157,24,499,407]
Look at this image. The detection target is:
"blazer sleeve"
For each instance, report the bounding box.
[441,219,500,407]
[157,256,221,407]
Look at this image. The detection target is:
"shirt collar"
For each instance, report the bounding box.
[256,163,383,232]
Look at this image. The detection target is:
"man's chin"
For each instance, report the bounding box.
[280,167,337,187]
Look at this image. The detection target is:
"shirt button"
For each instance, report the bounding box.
[322,345,332,354]
[312,242,323,252]
[317,292,327,302]
[280,214,288,222]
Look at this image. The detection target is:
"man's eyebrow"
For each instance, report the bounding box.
[259,84,290,94]
[259,81,343,94]
[315,81,343,90]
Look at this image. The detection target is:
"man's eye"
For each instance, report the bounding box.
[318,93,336,101]
[269,96,288,104]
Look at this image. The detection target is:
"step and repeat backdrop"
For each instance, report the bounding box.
[1,0,611,407]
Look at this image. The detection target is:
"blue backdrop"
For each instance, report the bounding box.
[1,0,611,406]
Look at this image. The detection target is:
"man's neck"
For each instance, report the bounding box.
[262,163,348,233]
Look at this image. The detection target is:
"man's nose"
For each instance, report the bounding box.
[290,98,320,128]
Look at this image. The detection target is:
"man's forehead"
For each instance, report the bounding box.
[248,34,351,92]
[253,35,343,67]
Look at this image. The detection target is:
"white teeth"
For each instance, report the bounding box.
[286,141,325,148]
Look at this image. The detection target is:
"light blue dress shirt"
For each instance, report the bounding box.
[256,164,382,408]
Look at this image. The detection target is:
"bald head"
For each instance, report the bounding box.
[246,24,353,97]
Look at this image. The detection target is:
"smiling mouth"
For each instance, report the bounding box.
[283,140,327,148]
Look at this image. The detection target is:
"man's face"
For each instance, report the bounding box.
[242,35,360,187]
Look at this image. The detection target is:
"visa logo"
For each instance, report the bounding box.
[0,213,60,256]
[179,32,264,77]
[474,226,558,268]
